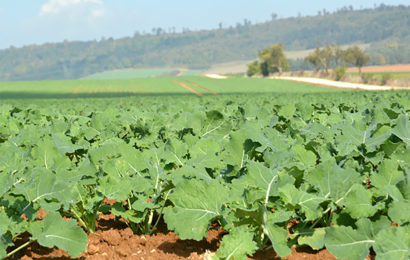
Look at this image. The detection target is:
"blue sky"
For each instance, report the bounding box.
[0,0,408,49]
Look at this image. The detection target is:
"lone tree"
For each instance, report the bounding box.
[246,61,260,77]
[343,46,370,74]
[258,44,289,75]
[305,45,336,73]
[305,48,322,72]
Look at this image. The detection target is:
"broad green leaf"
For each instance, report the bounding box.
[36,212,88,257]
[216,226,257,260]
[0,211,11,235]
[239,161,280,204]
[364,125,391,152]
[98,176,133,201]
[278,103,295,118]
[263,222,291,257]
[325,226,375,260]
[392,114,410,145]
[0,173,12,199]
[52,133,78,154]
[374,226,410,260]
[0,234,12,259]
[297,228,325,250]
[20,169,67,209]
[372,159,405,201]
[344,184,377,219]
[306,159,361,206]
[291,145,316,169]
[164,179,229,240]
[388,201,410,225]
[279,184,325,220]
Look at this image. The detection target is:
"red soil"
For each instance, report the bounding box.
[182,80,218,95]
[172,80,204,96]
[7,211,356,260]
[346,64,410,73]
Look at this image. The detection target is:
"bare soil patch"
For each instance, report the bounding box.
[346,64,410,73]
[172,80,204,96]
[182,80,218,95]
[7,213,361,260]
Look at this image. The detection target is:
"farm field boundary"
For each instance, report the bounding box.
[274,76,409,91]
[346,64,410,73]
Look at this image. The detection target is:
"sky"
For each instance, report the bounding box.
[0,0,408,49]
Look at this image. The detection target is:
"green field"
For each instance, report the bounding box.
[0,76,338,100]
[82,68,180,80]
[0,76,409,260]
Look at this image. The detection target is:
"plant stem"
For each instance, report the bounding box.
[71,209,89,232]
[149,190,171,235]
[310,208,331,228]
[6,240,35,258]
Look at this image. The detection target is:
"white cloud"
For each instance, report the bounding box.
[39,0,106,18]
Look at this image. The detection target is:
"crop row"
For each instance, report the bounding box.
[0,93,409,259]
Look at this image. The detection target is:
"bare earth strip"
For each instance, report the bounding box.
[204,74,228,79]
[182,80,218,95]
[346,64,410,73]
[172,80,204,96]
[274,76,406,91]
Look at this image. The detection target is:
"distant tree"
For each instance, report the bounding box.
[343,46,370,74]
[331,45,344,66]
[318,45,333,73]
[260,61,270,77]
[271,13,278,21]
[305,45,345,72]
[258,44,289,76]
[305,48,322,72]
[247,61,260,77]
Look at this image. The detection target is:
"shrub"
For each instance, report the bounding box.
[334,67,347,81]
[361,73,374,84]
[380,73,392,85]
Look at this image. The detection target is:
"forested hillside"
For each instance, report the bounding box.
[0,5,409,81]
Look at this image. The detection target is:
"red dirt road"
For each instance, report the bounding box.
[346,64,410,73]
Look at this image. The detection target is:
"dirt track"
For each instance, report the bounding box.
[274,76,406,91]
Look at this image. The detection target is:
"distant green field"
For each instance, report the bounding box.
[82,68,180,80]
[0,76,338,100]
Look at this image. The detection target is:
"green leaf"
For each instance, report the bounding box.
[263,222,291,257]
[0,234,13,259]
[325,226,375,260]
[388,201,410,225]
[164,179,229,240]
[297,228,325,250]
[392,114,410,145]
[371,159,405,201]
[306,159,361,206]
[52,133,78,154]
[279,184,325,220]
[20,169,67,209]
[374,226,410,260]
[0,211,11,235]
[217,226,257,260]
[98,176,133,201]
[239,161,280,204]
[291,145,317,169]
[278,103,296,118]
[344,184,377,219]
[35,212,88,257]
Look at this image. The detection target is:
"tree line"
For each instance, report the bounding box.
[0,5,408,81]
[247,44,370,78]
